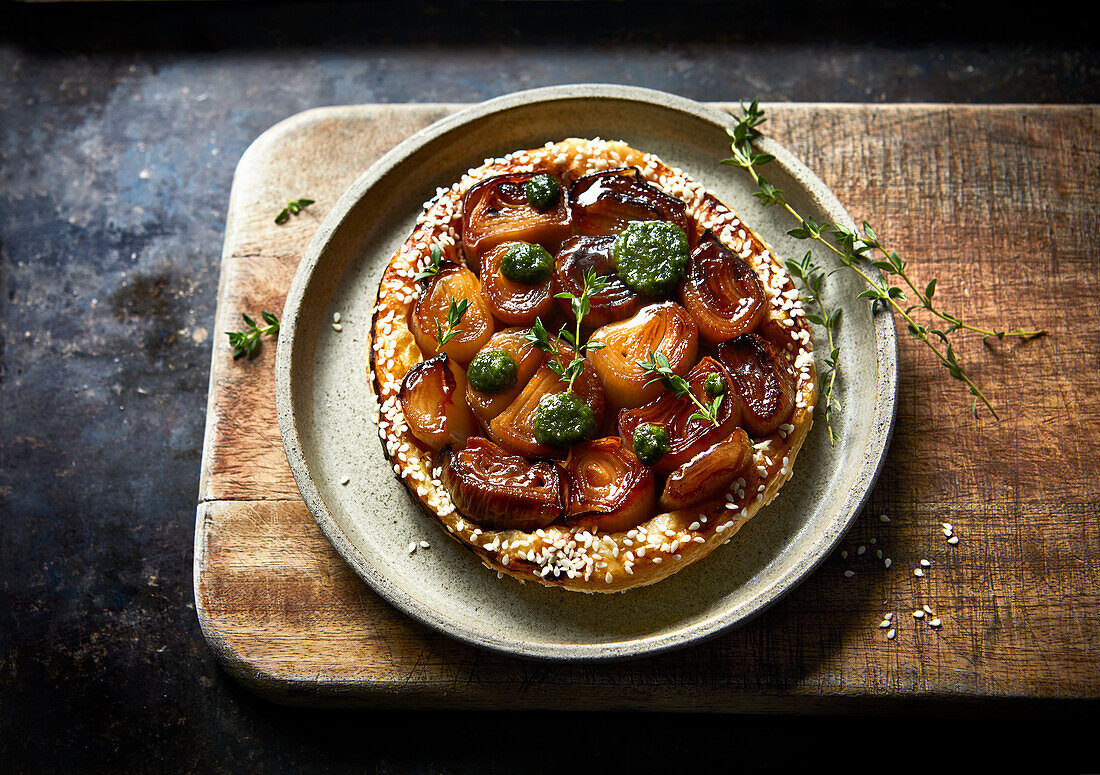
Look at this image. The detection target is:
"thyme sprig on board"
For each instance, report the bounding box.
[525,268,608,394]
[226,311,280,360]
[273,197,315,225]
[723,99,1045,421]
[639,350,723,427]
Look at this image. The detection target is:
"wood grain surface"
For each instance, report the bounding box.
[194,104,1100,707]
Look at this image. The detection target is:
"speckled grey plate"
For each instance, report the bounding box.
[275,85,897,661]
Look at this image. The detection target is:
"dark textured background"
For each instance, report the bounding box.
[1,1,1097,771]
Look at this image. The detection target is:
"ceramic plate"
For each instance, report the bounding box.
[275,85,897,660]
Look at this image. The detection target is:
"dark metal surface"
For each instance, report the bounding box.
[1,1,1097,771]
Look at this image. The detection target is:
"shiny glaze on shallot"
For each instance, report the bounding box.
[659,428,752,511]
[678,233,767,344]
[442,437,565,532]
[488,346,606,459]
[563,437,654,533]
[398,354,478,451]
[569,168,691,240]
[411,261,495,363]
[588,301,699,409]
[479,242,558,327]
[618,356,741,475]
[552,235,644,328]
[714,333,796,436]
[465,327,546,427]
[461,173,572,274]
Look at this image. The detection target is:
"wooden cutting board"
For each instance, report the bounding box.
[194,103,1100,707]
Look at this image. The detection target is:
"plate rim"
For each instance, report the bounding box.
[275,84,898,661]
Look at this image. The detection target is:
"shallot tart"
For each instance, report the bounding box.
[369,137,817,593]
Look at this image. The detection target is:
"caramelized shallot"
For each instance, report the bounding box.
[462,173,572,274]
[569,168,690,240]
[714,334,796,436]
[618,357,741,474]
[442,437,565,532]
[588,301,699,409]
[563,437,654,533]
[553,235,643,328]
[398,354,478,451]
[479,242,558,327]
[659,428,752,510]
[678,233,767,344]
[411,261,494,363]
[488,347,605,459]
[465,328,546,427]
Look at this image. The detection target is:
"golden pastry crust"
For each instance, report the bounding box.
[369,138,816,593]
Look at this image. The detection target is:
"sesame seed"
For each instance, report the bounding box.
[923,605,934,614]
[884,558,892,568]
[887,629,896,640]
[947,536,959,545]
[942,522,953,532]
[844,570,855,578]
[857,545,867,556]
[878,619,891,628]
[340,476,350,485]
[913,610,925,619]
[920,559,931,568]
[929,619,942,628]
[419,540,430,549]
[914,568,924,577]
[884,613,893,620]
[876,549,883,559]
[407,542,417,554]
[879,514,891,523]
[333,312,341,323]
[841,550,848,559]
[332,323,343,331]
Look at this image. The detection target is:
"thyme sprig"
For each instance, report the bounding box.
[273,197,315,225]
[414,245,444,283]
[525,268,608,394]
[226,311,280,360]
[639,350,723,427]
[723,99,1045,421]
[435,298,468,348]
[786,250,842,444]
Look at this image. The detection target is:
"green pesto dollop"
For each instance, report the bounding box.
[632,423,671,466]
[525,174,561,211]
[534,392,597,449]
[500,242,554,285]
[704,373,726,398]
[466,350,518,394]
[611,220,690,297]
